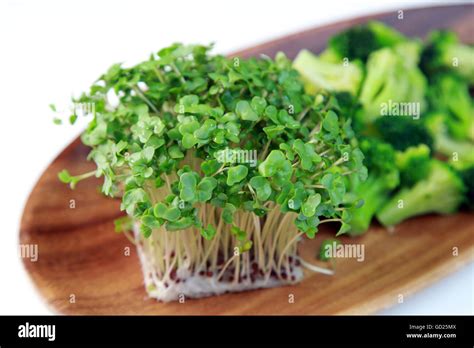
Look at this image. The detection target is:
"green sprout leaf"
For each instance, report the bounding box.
[226,165,248,186]
[179,172,198,202]
[182,133,198,149]
[263,125,285,139]
[292,139,321,170]
[197,177,218,202]
[295,215,319,238]
[240,240,253,253]
[301,193,321,217]
[249,176,272,201]
[114,216,133,233]
[168,145,184,159]
[258,150,292,186]
[201,224,216,240]
[322,110,339,137]
[201,159,221,176]
[58,169,74,185]
[166,217,194,231]
[236,100,259,121]
[142,214,161,229]
[58,169,96,189]
[194,119,217,140]
[154,203,181,222]
[251,96,267,115]
[222,203,236,224]
[140,223,152,238]
[142,146,155,162]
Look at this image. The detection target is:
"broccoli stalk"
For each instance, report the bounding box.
[348,137,399,235]
[293,49,363,95]
[377,160,465,226]
[349,175,393,235]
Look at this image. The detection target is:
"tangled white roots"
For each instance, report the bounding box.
[133,202,304,302]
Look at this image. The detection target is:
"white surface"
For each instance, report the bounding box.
[0,0,472,315]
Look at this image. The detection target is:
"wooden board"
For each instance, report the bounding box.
[20,5,474,315]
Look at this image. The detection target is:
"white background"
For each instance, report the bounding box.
[0,0,472,315]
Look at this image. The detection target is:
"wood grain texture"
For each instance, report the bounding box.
[20,5,474,315]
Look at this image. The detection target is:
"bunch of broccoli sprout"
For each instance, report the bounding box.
[294,21,474,235]
[57,44,367,299]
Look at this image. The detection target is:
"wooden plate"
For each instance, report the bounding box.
[20,5,474,315]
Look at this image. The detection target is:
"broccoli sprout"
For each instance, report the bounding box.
[57,44,365,301]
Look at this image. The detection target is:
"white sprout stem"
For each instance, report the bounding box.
[296,256,335,275]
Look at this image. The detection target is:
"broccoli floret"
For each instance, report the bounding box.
[333,91,360,115]
[326,21,406,62]
[424,112,474,163]
[451,160,474,209]
[359,42,427,122]
[293,49,363,95]
[333,92,363,125]
[348,137,399,235]
[420,30,474,83]
[427,73,474,141]
[374,117,434,151]
[395,144,431,187]
[459,165,474,209]
[377,160,465,226]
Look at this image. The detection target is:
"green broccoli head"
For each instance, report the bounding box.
[458,165,474,209]
[377,159,466,226]
[347,137,399,235]
[359,42,427,122]
[424,112,474,163]
[334,91,362,120]
[451,160,474,210]
[420,30,474,83]
[293,49,364,95]
[359,137,400,189]
[427,73,474,142]
[374,117,434,152]
[327,21,406,62]
[333,91,360,114]
[395,144,431,187]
